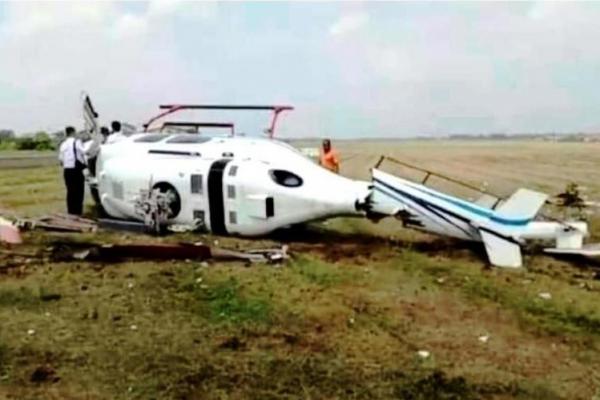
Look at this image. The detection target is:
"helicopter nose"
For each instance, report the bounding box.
[221,161,369,236]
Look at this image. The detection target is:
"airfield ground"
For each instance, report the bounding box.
[0,140,599,399]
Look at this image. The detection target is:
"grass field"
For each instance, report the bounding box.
[1,141,600,399]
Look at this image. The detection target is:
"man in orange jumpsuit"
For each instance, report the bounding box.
[319,139,340,173]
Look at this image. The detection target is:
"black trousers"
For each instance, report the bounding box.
[63,168,85,215]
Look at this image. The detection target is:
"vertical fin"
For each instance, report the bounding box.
[479,228,522,268]
[495,188,547,219]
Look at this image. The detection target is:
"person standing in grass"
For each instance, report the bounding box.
[58,126,87,215]
[319,138,340,173]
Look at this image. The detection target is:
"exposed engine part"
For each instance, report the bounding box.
[134,183,181,235]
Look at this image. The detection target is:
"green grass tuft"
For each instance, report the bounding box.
[198,278,272,325]
[462,275,600,336]
[0,287,41,309]
[292,255,347,287]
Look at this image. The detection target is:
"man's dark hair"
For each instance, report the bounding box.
[111,121,121,132]
[65,126,76,136]
[100,126,110,136]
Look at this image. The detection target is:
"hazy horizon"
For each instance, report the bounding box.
[2,1,600,138]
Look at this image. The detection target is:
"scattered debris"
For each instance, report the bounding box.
[30,365,59,383]
[417,350,430,359]
[478,335,490,343]
[211,245,290,264]
[3,233,289,269]
[168,221,206,233]
[555,183,586,209]
[0,216,22,244]
[219,336,245,350]
[0,249,42,274]
[18,213,96,233]
[71,242,212,262]
[64,242,290,264]
[538,292,552,300]
[40,293,61,302]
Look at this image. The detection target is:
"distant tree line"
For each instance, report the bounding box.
[0,129,61,151]
[446,132,600,142]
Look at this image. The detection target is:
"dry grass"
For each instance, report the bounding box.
[1,141,600,399]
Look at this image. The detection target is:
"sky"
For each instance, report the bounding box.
[1,1,600,137]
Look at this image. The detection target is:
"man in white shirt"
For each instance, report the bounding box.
[58,126,87,215]
[105,120,126,144]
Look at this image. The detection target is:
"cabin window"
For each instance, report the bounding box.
[134,134,166,143]
[228,165,238,177]
[227,184,236,199]
[191,174,203,194]
[269,170,303,188]
[229,211,237,224]
[193,210,205,222]
[166,135,212,144]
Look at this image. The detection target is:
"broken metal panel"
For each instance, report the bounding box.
[211,245,289,263]
[17,213,97,233]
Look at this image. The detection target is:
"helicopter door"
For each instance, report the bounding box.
[207,159,231,235]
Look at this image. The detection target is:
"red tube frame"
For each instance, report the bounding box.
[144,104,293,138]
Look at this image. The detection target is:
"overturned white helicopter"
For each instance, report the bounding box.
[82,95,599,268]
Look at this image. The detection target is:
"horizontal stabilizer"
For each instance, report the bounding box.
[496,189,547,220]
[544,243,600,257]
[479,228,522,268]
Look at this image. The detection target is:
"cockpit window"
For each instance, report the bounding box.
[134,134,166,143]
[166,135,212,144]
[269,170,303,188]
